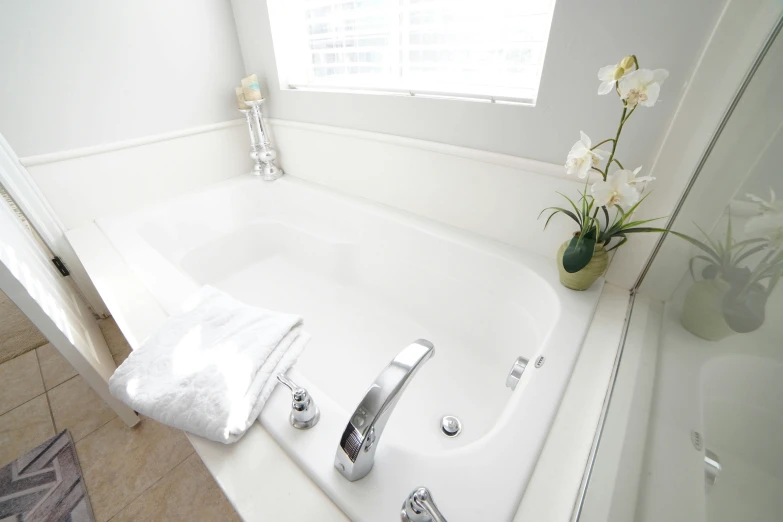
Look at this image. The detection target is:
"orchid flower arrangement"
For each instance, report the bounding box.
[541,55,670,274]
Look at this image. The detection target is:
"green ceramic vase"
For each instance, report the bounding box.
[556,239,608,291]
[680,278,736,341]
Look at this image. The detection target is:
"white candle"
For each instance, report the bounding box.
[241,74,263,101]
[235,87,249,110]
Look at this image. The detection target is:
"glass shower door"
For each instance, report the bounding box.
[576,11,783,522]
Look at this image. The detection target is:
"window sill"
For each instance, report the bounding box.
[284,84,536,106]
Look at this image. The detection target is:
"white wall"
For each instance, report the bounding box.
[266,118,586,260]
[0,0,245,157]
[231,0,724,169]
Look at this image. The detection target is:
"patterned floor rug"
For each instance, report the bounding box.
[0,430,94,521]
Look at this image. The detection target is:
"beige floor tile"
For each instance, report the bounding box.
[76,417,194,522]
[48,376,116,442]
[0,395,56,467]
[37,343,78,390]
[109,453,240,522]
[0,289,48,365]
[0,350,45,415]
[97,317,132,357]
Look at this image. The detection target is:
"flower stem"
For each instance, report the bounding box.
[603,107,628,180]
[591,138,615,150]
[622,106,636,124]
[612,158,624,169]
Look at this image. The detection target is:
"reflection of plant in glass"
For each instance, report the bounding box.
[745,189,783,248]
[541,55,669,274]
[677,201,783,334]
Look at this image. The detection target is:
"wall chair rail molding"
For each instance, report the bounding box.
[18,120,251,232]
[268,119,572,180]
[19,119,245,167]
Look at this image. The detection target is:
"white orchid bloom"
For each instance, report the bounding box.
[746,189,778,212]
[626,165,655,186]
[618,69,669,107]
[591,170,642,209]
[597,64,627,95]
[565,131,607,179]
[745,189,783,247]
[598,56,636,95]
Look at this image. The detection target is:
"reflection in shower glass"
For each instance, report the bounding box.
[578,12,783,522]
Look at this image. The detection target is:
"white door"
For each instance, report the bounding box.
[0,187,138,426]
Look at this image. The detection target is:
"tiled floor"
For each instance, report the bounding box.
[0,318,241,522]
[0,289,48,365]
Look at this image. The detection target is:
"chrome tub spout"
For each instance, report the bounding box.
[334,339,435,482]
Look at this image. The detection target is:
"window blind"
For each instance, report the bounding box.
[278,0,556,103]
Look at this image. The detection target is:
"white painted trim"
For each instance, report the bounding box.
[0,132,109,315]
[267,118,593,182]
[20,119,245,167]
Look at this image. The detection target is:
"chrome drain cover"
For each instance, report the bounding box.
[441,416,462,437]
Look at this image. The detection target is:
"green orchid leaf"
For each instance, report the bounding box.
[725,212,733,253]
[606,233,627,252]
[668,231,721,263]
[540,207,580,228]
[563,234,596,273]
[767,267,783,295]
[616,227,668,234]
[618,216,667,230]
[622,192,652,218]
[688,255,715,280]
[733,244,767,265]
[730,238,768,251]
[601,206,610,230]
[693,223,722,260]
[556,192,584,227]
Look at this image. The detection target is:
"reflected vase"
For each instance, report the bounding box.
[680,278,736,342]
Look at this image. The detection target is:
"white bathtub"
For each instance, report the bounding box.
[94,175,601,521]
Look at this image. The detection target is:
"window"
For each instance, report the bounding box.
[267,0,557,104]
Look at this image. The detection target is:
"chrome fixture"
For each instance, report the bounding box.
[704,448,722,487]
[276,374,320,430]
[335,339,435,482]
[440,416,461,437]
[401,487,448,522]
[506,356,529,390]
[241,99,284,181]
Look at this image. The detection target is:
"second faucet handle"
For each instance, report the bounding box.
[277,374,320,429]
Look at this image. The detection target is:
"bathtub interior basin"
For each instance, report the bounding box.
[95,175,602,521]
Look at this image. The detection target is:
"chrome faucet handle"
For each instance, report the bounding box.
[401,487,448,522]
[276,374,320,429]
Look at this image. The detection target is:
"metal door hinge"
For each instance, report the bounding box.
[52,256,70,276]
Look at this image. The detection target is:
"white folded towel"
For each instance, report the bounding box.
[109,286,310,443]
